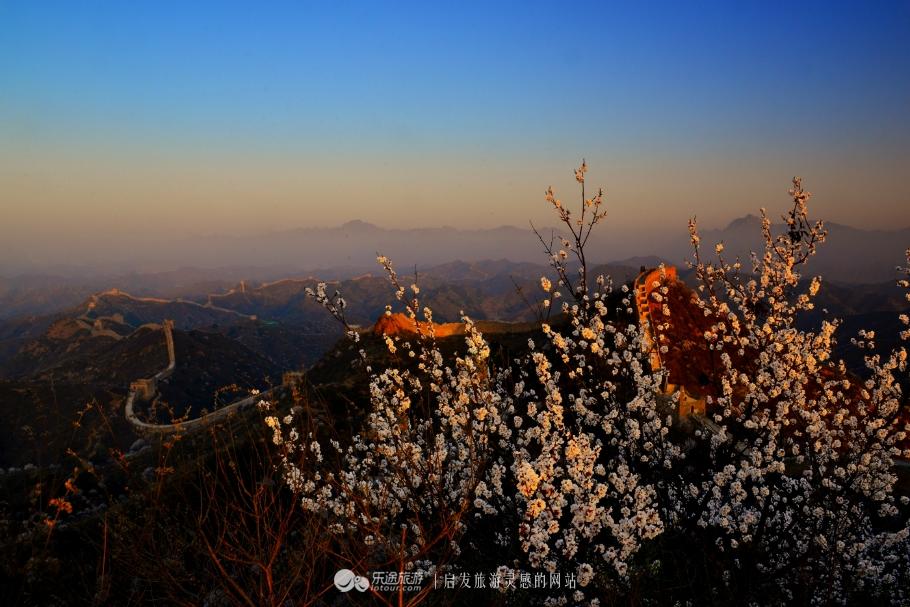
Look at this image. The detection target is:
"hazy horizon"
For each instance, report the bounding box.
[2,213,908,284]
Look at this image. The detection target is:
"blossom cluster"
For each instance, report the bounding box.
[264,256,518,578]
[262,165,910,605]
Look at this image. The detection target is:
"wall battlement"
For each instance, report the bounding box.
[634,266,707,418]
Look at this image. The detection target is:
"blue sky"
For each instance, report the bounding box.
[1,1,908,250]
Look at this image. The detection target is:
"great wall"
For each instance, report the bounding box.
[122,306,540,436]
[634,267,708,417]
[125,272,711,435]
[634,267,730,440]
[88,288,258,321]
[123,319,301,436]
[119,271,907,462]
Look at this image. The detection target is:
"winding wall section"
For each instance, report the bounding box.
[124,320,283,436]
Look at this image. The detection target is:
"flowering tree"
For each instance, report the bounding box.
[263,163,910,606]
[261,261,517,605]
[511,162,678,604]
[667,185,910,604]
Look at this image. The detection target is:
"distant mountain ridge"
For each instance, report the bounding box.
[4,215,905,289]
[676,216,910,284]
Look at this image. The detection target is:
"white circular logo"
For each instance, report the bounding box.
[334,569,370,592]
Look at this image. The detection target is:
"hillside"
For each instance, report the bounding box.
[149,329,282,421]
[0,322,163,385]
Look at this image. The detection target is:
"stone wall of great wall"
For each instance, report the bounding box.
[125,277,712,435]
[124,319,293,436]
[634,267,708,418]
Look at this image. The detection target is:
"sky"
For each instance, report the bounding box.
[1,1,908,269]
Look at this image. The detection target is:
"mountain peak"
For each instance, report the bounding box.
[340,220,379,231]
[726,214,762,229]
